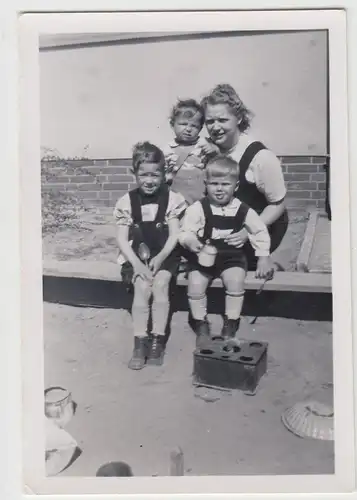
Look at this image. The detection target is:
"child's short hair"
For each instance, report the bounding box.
[169,99,205,127]
[132,141,165,173]
[205,155,240,181]
[201,84,253,132]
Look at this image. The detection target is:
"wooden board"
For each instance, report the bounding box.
[43,259,332,294]
[296,208,319,273]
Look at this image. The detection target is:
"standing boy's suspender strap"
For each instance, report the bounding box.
[233,202,250,231]
[200,197,213,241]
[129,189,142,224]
[154,187,170,223]
[239,141,267,181]
[130,187,170,224]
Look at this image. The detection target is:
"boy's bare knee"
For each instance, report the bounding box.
[189,271,205,287]
[134,278,152,298]
[188,271,209,298]
[223,280,245,295]
[221,268,246,295]
[152,272,171,298]
[152,279,169,296]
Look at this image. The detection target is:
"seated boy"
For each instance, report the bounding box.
[179,155,274,346]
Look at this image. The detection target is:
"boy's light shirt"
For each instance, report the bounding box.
[179,197,271,257]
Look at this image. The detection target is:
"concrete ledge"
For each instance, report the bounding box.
[43,259,332,294]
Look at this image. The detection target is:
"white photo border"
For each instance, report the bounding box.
[4,5,354,499]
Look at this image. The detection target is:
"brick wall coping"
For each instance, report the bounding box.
[42,155,329,166]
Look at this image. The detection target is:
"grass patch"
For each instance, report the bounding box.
[41,148,102,235]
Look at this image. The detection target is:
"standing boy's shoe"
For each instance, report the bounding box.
[128,336,148,370]
[146,334,166,366]
[221,316,241,340]
[188,313,211,347]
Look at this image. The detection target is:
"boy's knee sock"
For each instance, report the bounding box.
[188,293,207,320]
[152,299,170,336]
[131,306,150,337]
[225,291,245,320]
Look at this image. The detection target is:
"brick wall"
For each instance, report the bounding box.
[281,156,328,209]
[42,156,328,211]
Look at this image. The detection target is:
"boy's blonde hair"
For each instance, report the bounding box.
[205,155,240,181]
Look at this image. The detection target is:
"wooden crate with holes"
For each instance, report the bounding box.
[193,338,268,395]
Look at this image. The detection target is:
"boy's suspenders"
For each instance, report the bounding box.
[201,197,213,241]
[238,141,266,183]
[129,187,170,225]
[154,187,170,224]
[129,189,142,225]
[234,202,250,230]
[200,197,250,242]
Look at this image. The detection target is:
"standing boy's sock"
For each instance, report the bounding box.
[188,293,207,320]
[151,300,170,336]
[225,291,244,320]
[131,306,150,337]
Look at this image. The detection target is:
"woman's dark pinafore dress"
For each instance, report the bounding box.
[235,141,289,269]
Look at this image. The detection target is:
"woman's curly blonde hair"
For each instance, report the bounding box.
[201,83,253,132]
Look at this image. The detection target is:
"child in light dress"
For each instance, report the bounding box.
[164,98,218,205]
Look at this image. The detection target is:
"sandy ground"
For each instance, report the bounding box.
[42,209,308,272]
[44,303,334,477]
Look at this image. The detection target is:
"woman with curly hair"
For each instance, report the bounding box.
[200,83,288,269]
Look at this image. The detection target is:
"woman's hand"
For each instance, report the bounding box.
[165,153,178,170]
[224,228,249,248]
[201,142,219,160]
[255,256,275,280]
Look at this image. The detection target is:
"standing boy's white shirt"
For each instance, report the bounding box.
[179,197,271,257]
[113,190,187,226]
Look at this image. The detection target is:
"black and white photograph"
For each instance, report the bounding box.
[19,9,354,496]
